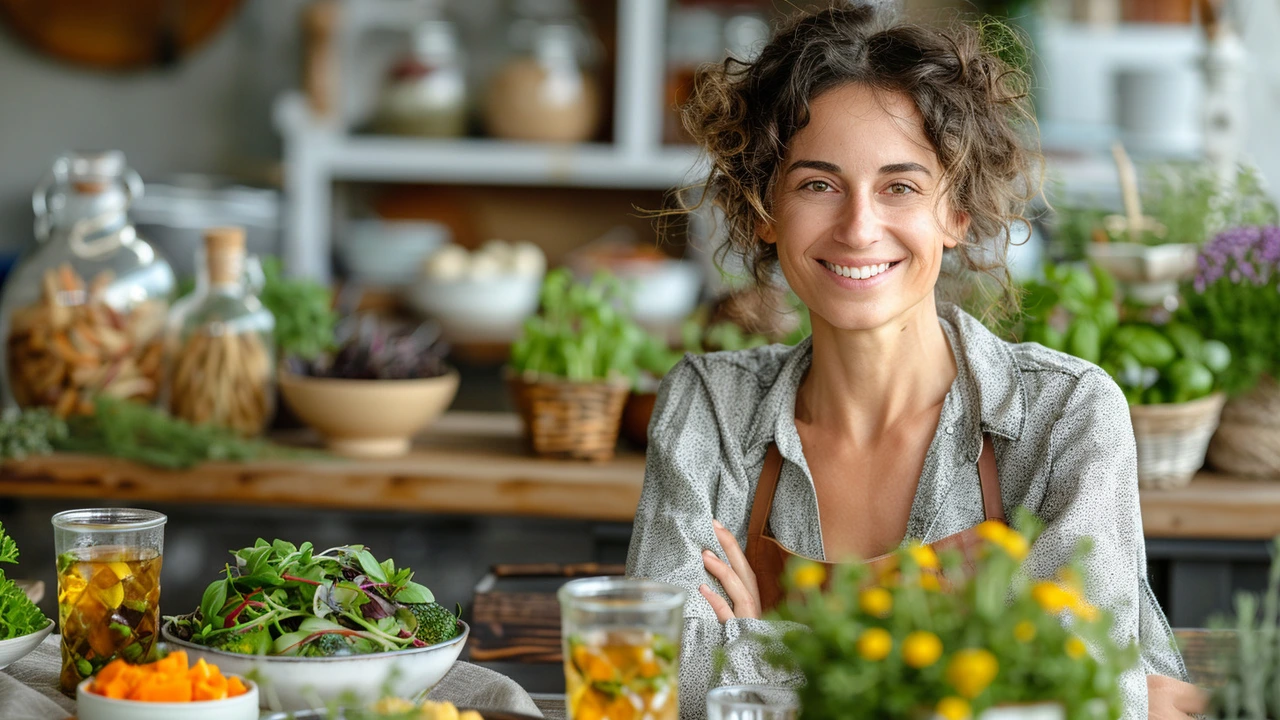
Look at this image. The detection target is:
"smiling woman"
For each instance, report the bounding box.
[625,4,1202,720]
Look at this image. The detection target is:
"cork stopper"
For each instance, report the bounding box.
[204,227,246,285]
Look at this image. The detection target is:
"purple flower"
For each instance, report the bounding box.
[1193,225,1280,292]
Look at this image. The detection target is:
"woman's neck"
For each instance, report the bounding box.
[796,298,957,445]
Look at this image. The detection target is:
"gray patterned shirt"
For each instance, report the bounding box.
[625,303,1185,720]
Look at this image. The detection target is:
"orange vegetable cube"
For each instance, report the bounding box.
[226,676,248,697]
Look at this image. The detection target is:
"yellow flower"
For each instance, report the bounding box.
[1031,581,1071,614]
[1065,636,1088,660]
[1013,620,1036,643]
[792,563,826,591]
[945,648,999,699]
[856,627,893,661]
[907,542,940,570]
[859,587,893,618]
[975,521,1029,560]
[936,696,972,720]
[902,631,944,669]
[919,573,942,592]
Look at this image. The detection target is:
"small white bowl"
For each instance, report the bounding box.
[76,676,260,720]
[340,219,451,287]
[404,275,542,342]
[0,619,53,670]
[161,620,469,712]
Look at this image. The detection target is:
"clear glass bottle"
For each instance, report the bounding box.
[372,20,469,138]
[485,0,602,142]
[0,150,176,415]
[165,227,276,436]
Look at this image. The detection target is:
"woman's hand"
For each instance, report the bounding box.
[699,519,762,622]
[1147,674,1208,719]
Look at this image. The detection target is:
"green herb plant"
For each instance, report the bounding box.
[166,539,459,658]
[0,522,50,640]
[510,268,646,382]
[1206,536,1280,720]
[259,257,338,362]
[1016,263,1230,405]
[759,510,1136,720]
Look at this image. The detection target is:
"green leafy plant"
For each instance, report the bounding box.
[0,521,49,640]
[1205,536,1280,719]
[166,539,458,657]
[1015,263,1230,405]
[259,257,338,362]
[1181,225,1280,395]
[760,510,1136,720]
[510,268,646,382]
[0,407,67,460]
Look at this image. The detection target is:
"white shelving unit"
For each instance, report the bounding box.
[276,0,701,282]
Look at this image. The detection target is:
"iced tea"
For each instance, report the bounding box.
[566,628,678,720]
[57,546,162,693]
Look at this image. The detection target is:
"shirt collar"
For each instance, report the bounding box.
[744,304,1026,464]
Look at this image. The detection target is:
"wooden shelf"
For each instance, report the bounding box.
[1,411,1276,539]
[0,413,646,523]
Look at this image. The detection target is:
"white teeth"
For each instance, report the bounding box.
[824,261,892,279]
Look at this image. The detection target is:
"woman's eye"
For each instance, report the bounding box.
[803,180,832,193]
[886,183,916,195]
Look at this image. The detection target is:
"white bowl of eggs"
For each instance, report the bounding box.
[404,240,546,342]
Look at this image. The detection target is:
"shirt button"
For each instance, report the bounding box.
[946,425,955,435]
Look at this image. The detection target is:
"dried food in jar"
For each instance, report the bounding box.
[7,265,165,416]
[168,330,273,436]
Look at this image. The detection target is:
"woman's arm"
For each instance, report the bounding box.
[1030,368,1187,720]
[625,359,805,719]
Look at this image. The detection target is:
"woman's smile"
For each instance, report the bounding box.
[819,258,903,288]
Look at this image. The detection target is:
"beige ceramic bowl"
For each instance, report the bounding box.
[278,370,460,458]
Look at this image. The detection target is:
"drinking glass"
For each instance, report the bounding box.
[558,577,685,720]
[707,685,801,720]
[52,508,166,694]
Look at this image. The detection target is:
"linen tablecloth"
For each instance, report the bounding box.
[1,636,547,719]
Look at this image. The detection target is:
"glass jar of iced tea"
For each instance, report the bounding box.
[51,508,165,695]
[558,577,685,720]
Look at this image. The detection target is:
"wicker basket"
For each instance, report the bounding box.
[1207,376,1280,479]
[507,371,630,461]
[1130,392,1226,489]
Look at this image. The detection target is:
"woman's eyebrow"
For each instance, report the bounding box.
[879,162,931,176]
[785,159,841,174]
[784,160,933,176]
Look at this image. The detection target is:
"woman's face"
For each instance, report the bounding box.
[762,83,966,333]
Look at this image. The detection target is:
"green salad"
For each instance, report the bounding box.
[166,539,460,657]
[0,522,49,640]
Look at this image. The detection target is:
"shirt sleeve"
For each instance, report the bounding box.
[625,358,806,720]
[1029,368,1185,720]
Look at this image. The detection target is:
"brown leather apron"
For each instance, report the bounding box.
[746,434,1005,612]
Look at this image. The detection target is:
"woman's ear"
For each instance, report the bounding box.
[943,209,970,249]
[757,217,777,246]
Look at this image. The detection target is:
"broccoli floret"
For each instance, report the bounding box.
[408,603,459,646]
[209,625,272,655]
[299,632,355,657]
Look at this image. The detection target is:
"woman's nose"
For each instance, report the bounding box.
[836,193,882,247]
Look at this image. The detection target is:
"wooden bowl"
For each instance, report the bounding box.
[277,370,459,458]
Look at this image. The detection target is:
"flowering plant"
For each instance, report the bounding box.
[1181,226,1280,395]
[760,513,1138,720]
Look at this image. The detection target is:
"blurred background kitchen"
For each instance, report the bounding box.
[1,0,1279,690]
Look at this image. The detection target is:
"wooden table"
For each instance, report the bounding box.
[1,411,1278,540]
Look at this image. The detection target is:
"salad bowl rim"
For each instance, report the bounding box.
[159,619,470,664]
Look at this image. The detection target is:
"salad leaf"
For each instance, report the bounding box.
[0,523,49,640]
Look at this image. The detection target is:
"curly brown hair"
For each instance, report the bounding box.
[673,3,1041,325]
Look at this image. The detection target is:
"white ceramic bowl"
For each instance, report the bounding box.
[404,275,542,342]
[0,619,52,670]
[76,676,260,720]
[339,219,451,286]
[161,620,469,712]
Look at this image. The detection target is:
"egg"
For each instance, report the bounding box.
[467,252,503,281]
[423,245,469,281]
[509,241,547,277]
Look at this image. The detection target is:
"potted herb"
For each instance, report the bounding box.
[759,511,1137,720]
[1017,263,1231,488]
[1203,536,1280,719]
[507,268,646,461]
[1183,225,1280,479]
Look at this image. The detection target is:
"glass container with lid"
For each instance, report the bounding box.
[165,227,275,436]
[373,19,469,138]
[484,0,602,142]
[0,150,176,415]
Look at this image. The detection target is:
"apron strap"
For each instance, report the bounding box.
[978,433,1005,523]
[745,444,785,571]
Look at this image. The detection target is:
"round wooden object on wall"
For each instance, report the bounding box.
[0,0,244,70]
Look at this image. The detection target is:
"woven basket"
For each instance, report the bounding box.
[1130,392,1226,489]
[507,371,629,461]
[1207,376,1280,479]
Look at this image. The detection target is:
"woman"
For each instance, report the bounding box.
[626,5,1202,720]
